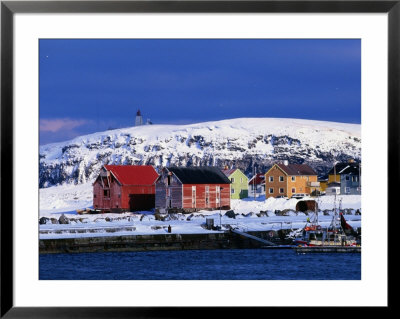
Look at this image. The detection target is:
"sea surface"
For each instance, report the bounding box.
[39,248,361,280]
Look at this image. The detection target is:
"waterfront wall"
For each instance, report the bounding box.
[39,230,289,254]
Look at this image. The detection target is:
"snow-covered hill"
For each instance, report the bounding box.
[39,117,361,188]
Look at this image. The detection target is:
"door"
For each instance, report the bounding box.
[129,194,155,211]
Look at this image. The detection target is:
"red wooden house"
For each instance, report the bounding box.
[93,165,159,213]
[155,166,231,213]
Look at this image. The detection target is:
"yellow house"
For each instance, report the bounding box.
[265,162,319,199]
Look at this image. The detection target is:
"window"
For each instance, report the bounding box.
[231,177,235,183]
[279,176,284,182]
[269,188,274,194]
[346,176,350,181]
[345,187,350,194]
[269,176,274,182]
[103,189,110,197]
[352,176,358,182]
[94,194,97,198]
[262,185,266,192]
[240,177,243,183]
[279,188,284,194]
[292,188,296,193]
[167,176,171,185]
[291,176,296,182]
[118,194,121,198]
[231,189,235,194]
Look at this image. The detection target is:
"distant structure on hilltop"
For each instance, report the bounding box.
[135,109,153,126]
[135,109,143,126]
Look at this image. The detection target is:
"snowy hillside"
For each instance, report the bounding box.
[39,117,361,188]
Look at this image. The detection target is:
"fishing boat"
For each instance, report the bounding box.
[290,196,360,247]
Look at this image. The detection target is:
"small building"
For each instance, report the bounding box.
[326,182,341,196]
[326,160,361,195]
[222,168,248,199]
[264,161,319,199]
[248,173,265,198]
[93,165,159,213]
[135,109,143,126]
[327,160,360,184]
[340,164,361,195]
[155,166,231,212]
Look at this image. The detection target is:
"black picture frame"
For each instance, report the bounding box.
[1,0,395,317]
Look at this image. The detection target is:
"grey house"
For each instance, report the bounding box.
[339,163,361,195]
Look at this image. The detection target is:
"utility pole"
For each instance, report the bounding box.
[253,164,256,201]
[334,161,337,183]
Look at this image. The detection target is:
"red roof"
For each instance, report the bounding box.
[248,173,265,185]
[222,168,237,177]
[104,165,158,185]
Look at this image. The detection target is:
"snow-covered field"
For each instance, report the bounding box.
[39,182,361,239]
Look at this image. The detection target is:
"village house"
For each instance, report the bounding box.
[340,165,361,195]
[248,173,265,198]
[155,166,231,213]
[327,160,360,184]
[264,161,319,199]
[93,165,159,213]
[326,160,361,195]
[326,181,341,196]
[222,168,248,199]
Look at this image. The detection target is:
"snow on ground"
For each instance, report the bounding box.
[39,182,93,215]
[39,182,361,239]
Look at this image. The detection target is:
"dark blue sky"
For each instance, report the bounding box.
[39,39,360,144]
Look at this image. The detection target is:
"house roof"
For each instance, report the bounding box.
[104,165,159,185]
[328,162,360,175]
[275,163,317,176]
[339,165,360,175]
[167,166,231,184]
[327,182,341,187]
[222,168,237,177]
[319,174,329,181]
[248,173,265,185]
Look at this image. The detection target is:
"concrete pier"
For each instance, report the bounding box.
[39,230,283,254]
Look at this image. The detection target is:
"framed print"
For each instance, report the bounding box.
[1,0,396,317]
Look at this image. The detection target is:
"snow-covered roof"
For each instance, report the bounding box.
[328,162,360,175]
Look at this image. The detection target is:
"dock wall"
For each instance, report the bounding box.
[39,231,286,254]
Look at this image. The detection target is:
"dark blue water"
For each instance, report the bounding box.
[39,249,361,280]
